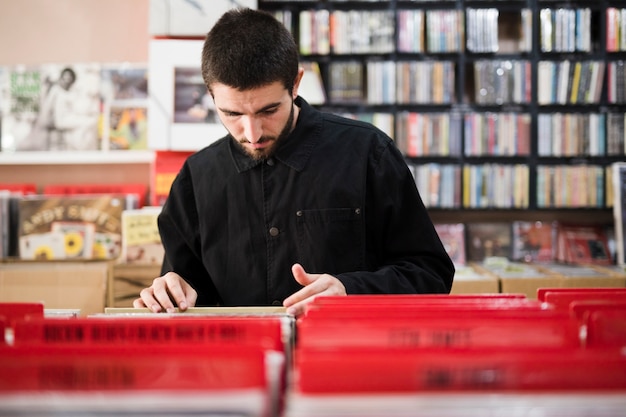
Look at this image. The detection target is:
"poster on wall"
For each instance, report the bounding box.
[0,66,42,152]
[149,0,258,37]
[148,39,227,151]
[173,67,218,124]
[100,64,149,150]
[1,63,101,152]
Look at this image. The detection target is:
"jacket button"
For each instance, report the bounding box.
[272,300,282,306]
[266,158,275,166]
[269,227,279,237]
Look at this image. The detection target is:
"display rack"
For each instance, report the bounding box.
[259,0,626,223]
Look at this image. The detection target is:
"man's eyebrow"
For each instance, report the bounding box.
[218,101,282,115]
[256,102,282,113]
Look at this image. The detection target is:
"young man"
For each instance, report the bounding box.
[134,8,454,316]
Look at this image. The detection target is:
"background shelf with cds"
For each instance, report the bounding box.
[259,0,626,224]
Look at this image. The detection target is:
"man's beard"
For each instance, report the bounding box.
[234,100,295,161]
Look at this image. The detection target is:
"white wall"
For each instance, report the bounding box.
[0,0,150,65]
[0,0,151,190]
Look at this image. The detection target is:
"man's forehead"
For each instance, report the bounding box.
[212,82,288,112]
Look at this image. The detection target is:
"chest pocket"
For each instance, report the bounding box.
[295,207,364,274]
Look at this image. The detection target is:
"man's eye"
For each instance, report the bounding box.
[262,108,278,115]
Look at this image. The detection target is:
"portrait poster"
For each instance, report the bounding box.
[148,39,226,151]
[0,65,42,152]
[1,63,101,152]
[100,65,149,150]
[173,67,218,124]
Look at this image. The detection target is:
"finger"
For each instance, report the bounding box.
[291,263,317,287]
[284,287,322,316]
[137,286,165,313]
[163,273,190,311]
[284,274,347,315]
[132,297,146,308]
[285,300,307,317]
[151,277,178,313]
[284,278,329,315]
[285,264,316,307]
[184,288,198,310]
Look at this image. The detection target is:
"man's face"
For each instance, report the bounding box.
[211,79,299,161]
[59,71,75,90]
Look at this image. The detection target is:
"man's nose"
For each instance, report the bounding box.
[243,116,263,143]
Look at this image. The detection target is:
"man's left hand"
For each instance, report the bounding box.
[282,263,346,316]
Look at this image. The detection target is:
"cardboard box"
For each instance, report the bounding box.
[474,260,562,299]
[590,264,626,280]
[110,263,161,307]
[0,261,109,316]
[450,264,500,294]
[535,263,626,289]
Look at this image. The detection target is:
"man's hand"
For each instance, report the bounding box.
[133,271,198,313]
[283,263,346,316]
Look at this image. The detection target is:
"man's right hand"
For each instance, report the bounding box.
[133,271,198,313]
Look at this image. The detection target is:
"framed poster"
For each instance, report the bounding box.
[148,39,226,151]
[149,0,258,37]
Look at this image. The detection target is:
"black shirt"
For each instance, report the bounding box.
[159,96,454,306]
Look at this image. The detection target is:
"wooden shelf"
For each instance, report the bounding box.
[0,150,154,165]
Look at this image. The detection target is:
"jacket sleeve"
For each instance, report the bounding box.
[336,140,455,294]
[158,162,221,306]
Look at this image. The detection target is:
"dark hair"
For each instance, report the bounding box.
[60,67,76,83]
[201,8,299,93]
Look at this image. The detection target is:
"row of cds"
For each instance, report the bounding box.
[473,60,532,105]
[463,164,530,209]
[536,60,605,105]
[355,111,626,159]
[291,8,537,55]
[464,113,531,157]
[395,112,462,158]
[536,165,606,208]
[375,115,626,162]
[539,8,592,53]
[467,8,526,53]
[404,162,611,209]
[323,59,626,106]
[607,7,626,52]
[273,7,626,56]
[537,113,607,157]
[369,61,456,105]
[397,10,464,53]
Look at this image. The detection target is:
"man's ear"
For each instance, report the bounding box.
[292,67,305,99]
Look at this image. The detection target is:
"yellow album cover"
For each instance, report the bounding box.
[18,231,65,260]
[120,206,163,265]
[50,221,96,259]
[17,194,128,260]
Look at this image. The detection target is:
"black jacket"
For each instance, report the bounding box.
[159,96,454,306]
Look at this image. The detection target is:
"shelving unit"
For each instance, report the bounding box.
[0,150,154,165]
[0,4,624,416]
[259,0,626,224]
[0,152,154,196]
